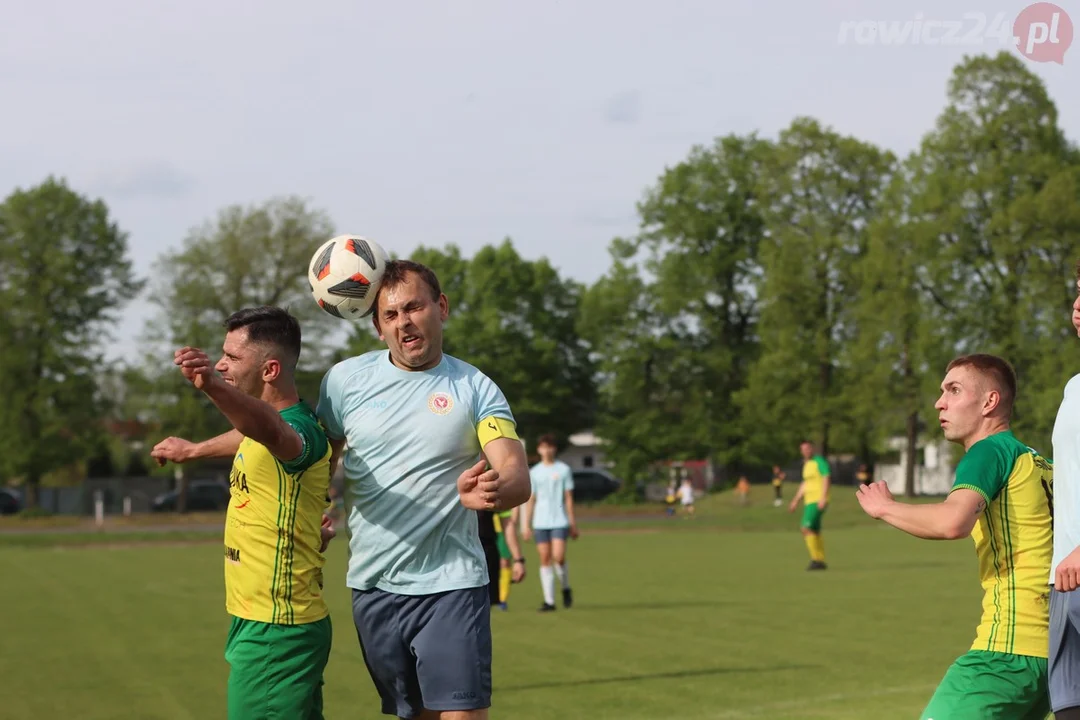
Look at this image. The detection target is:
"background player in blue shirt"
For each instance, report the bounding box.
[317,259,531,720]
[522,434,579,612]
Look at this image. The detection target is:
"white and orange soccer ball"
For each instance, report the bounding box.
[307,235,390,320]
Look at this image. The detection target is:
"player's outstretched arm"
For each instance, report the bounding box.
[856,481,984,540]
[151,430,244,465]
[175,347,303,464]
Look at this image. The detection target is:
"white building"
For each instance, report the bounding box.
[558,430,610,471]
[876,435,957,496]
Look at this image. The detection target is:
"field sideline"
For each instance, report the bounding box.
[0,486,1055,719]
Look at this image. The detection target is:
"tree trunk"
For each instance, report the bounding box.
[904,411,918,498]
[24,472,40,510]
[902,334,918,498]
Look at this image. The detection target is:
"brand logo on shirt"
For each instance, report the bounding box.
[428,392,454,415]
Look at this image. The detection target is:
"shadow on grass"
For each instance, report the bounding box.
[567,600,736,611]
[500,664,815,692]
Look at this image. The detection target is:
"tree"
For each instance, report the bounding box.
[735,117,896,462]
[138,197,341,506]
[849,172,953,496]
[582,134,769,480]
[905,51,1080,454]
[144,196,341,369]
[348,240,596,444]
[0,177,143,507]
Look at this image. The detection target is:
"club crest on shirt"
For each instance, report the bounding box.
[428,392,454,415]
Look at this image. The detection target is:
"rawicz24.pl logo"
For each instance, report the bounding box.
[837,3,1073,64]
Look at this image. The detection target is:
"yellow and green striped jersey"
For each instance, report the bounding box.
[951,430,1053,658]
[801,456,830,504]
[223,402,332,625]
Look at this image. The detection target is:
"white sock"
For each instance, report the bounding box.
[554,562,570,590]
[540,565,555,605]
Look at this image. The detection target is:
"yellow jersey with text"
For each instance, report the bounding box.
[951,430,1053,658]
[223,402,332,625]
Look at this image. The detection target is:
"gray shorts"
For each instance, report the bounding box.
[534,526,569,543]
[351,585,492,718]
[1050,586,1080,712]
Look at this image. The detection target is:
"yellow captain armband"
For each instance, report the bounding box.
[477,416,519,446]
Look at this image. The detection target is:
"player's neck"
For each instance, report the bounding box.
[541,458,557,466]
[962,420,1010,451]
[389,349,443,372]
[260,383,300,411]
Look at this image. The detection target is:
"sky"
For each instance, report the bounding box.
[2,0,1077,360]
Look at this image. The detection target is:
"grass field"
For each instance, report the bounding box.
[0,485,1053,719]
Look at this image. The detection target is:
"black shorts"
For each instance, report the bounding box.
[351,586,492,718]
[481,539,500,605]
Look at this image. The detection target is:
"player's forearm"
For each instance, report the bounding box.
[565,495,577,526]
[878,501,970,540]
[193,430,244,459]
[820,478,831,503]
[504,520,523,559]
[497,462,531,509]
[200,378,290,448]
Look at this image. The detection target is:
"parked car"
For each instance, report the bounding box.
[0,488,21,516]
[571,469,622,503]
[151,480,230,513]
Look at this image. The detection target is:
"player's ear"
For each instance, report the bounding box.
[438,293,449,321]
[262,358,281,383]
[371,315,384,340]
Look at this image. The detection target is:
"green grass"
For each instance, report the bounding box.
[0,486,1048,719]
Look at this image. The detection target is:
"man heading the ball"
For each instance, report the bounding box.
[316,259,532,720]
[857,353,1052,720]
[151,306,336,720]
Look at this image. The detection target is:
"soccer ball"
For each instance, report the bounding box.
[308,235,390,320]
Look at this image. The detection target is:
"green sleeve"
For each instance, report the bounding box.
[280,405,330,476]
[951,437,1012,504]
[814,456,831,476]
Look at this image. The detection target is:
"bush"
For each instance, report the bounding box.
[601,481,646,506]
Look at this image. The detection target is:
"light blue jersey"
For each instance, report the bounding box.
[529,460,574,530]
[1052,373,1080,583]
[317,350,516,595]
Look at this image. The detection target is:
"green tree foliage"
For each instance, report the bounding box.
[0,177,143,506]
[903,51,1080,454]
[144,196,338,368]
[139,196,338,474]
[736,118,896,461]
[582,135,769,479]
[347,239,595,444]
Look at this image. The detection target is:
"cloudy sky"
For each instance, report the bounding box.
[2,0,1076,359]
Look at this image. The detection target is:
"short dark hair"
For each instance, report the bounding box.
[223,306,302,370]
[537,433,558,448]
[375,260,442,315]
[945,353,1017,417]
